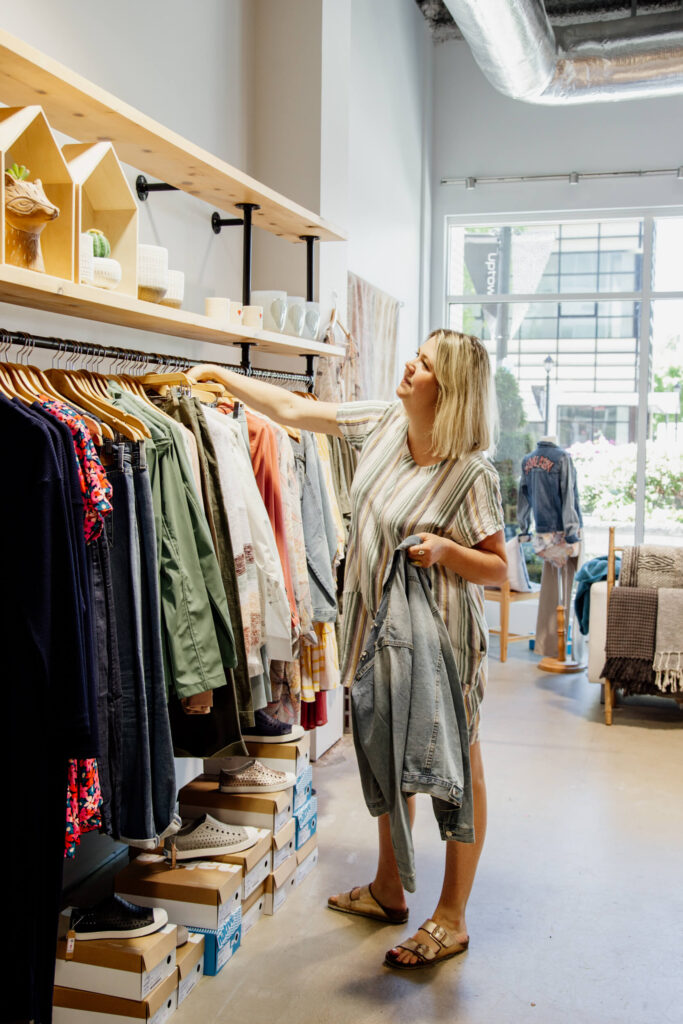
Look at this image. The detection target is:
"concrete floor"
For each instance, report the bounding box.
[173,647,683,1024]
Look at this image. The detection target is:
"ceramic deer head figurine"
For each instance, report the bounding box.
[4,170,60,273]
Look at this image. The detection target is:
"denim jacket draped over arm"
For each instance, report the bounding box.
[351,537,474,893]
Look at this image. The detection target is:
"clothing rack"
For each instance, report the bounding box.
[0,329,316,391]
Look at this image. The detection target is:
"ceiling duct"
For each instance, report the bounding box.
[441,1,683,103]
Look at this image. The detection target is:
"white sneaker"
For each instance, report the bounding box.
[164,814,259,860]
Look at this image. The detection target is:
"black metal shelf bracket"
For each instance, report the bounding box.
[236,204,260,307]
[135,175,180,202]
[234,340,256,374]
[300,235,320,302]
[211,212,244,234]
[212,203,261,308]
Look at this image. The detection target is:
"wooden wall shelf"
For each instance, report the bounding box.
[0,30,346,245]
[0,263,346,358]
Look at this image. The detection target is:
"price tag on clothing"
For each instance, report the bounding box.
[65,929,76,959]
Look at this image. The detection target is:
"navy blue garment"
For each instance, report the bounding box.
[518,441,583,543]
[574,554,622,636]
[0,395,98,1024]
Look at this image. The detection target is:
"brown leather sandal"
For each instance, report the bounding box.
[384,919,469,970]
[327,884,409,924]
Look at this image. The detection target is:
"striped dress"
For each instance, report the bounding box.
[337,400,504,743]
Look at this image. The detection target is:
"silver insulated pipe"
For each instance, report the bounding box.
[441,1,683,104]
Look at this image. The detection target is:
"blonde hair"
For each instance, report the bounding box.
[429,329,497,461]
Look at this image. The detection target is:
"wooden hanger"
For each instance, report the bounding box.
[47,368,148,442]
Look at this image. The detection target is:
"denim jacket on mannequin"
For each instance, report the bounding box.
[351,537,474,893]
[517,441,583,543]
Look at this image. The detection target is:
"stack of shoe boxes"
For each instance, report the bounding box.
[53,915,180,1024]
[115,855,243,977]
[179,772,291,939]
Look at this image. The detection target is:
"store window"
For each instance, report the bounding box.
[446,216,683,557]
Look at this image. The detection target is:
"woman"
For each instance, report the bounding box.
[189,328,507,971]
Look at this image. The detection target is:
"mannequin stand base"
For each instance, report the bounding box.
[538,656,584,674]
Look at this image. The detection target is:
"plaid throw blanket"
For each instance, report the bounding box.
[601,587,658,694]
[653,588,683,693]
[620,546,683,589]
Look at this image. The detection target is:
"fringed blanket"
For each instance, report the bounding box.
[653,588,683,694]
[620,545,683,589]
[601,587,658,694]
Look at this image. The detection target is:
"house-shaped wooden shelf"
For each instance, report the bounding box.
[63,141,138,297]
[0,105,73,280]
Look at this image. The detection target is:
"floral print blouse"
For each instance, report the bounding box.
[38,397,113,544]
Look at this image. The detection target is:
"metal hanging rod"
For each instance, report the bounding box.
[135,175,180,201]
[0,328,316,390]
[441,167,683,188]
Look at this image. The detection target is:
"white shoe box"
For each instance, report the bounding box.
[176,934,204,1007]
[295,833,319,887]
[115,854,242,931]
[179,775,293,833]
[272,817,296,871]
[55,918,177,1001]
[240,880,266,937]
[206,827,273,899]
[263,854,298,915]
[53,967,177,1024]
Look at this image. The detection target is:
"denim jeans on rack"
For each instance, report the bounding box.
[131,442,180,842]
[87,531,123,836]
[106,442,157,848]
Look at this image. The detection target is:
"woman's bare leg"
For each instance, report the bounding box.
[389,741,487,964]
[329,796,415,912]
[370,796,416,911]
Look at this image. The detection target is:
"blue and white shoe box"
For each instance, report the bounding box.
[191,907,242,976]
[295,790,317,849]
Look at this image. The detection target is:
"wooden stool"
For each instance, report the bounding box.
[484,580,538,663]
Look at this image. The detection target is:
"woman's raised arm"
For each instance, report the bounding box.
[188,363,343,437]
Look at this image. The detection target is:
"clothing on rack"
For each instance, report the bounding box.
[104,440,180,847]
[160,394,253,724]
[1,393,101,1024]
[108,384,246,760]
[291,430,340,624]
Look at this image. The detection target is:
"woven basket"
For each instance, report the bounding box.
[137,244,168,302]
[92,256,122,290]
[159,269,184,309]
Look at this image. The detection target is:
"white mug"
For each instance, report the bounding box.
[286,296,306,337]
[229,301,243,325]
[252,290,287,332]
[243,304,263,329]
[205,296,230,320]
[303,301,321,341]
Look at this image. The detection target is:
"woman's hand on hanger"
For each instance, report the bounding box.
[188,363,343,437]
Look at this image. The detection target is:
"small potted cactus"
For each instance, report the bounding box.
[85,228,121,290]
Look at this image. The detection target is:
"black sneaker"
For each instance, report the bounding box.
[242,708,304,744]
[69,894,168,941]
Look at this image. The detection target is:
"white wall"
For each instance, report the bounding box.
[348,0,433,372]
[430,39,683,324]
[0,0,270,363]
